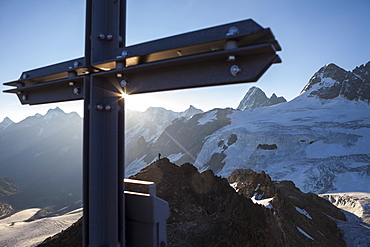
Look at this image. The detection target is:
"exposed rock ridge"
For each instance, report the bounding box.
[301,62,370,101]
[237,86,286,110]
[39,159,346,247]
[227,168,346,246]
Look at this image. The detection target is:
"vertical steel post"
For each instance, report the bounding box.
[82,77,90,247]
[83,0,126,246]
[86,75,124,246]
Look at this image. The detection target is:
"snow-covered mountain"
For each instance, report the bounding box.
[301,62,370,101]
[127,62,370,194]
[1,62,369,210]
[0,107,83,211]
[1,61,370,245]
[237,86,286,110]
[0,117,14,131]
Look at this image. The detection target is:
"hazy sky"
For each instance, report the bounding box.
[1,0,369,122]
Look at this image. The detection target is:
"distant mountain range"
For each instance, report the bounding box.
[0,62,369,213]
[0,108,83,212]
[126,62,370,194]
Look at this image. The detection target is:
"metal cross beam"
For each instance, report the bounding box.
[3,0,281,246]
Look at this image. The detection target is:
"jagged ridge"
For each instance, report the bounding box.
[301,62,370,101]
[237,86,286,110]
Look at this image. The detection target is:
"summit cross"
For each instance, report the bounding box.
[3,0,281,246]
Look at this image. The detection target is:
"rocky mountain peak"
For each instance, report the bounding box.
[181,105,203,118]
[237,86,286,110]
[44,107,66,120]
[301,61,370,101]
[353,61,370,81]
[0,117,14,131]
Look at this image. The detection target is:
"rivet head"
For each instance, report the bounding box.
[230,65,241,76]
[98,33,105,40]
[121,51,129,57]
[96,104,104,111]
[120,80,127,88]
[22,95,28,101]
[22,74,28,80]
[227,26,239,36]
[106,34,113,41]
[105,105,112,111]
[73,87,80,95]
[73,61,80,68]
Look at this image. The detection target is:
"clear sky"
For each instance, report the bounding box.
[1,0,369,122]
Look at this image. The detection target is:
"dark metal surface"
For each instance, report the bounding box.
[4,57,86,87]
[89,0,125,65]
[86,75,125,245]
[83,1,126,246]
[117,19,280,65]
[3,17,280,105]
[115,43,279,94]
[6,76,84,105]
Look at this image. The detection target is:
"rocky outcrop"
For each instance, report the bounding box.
[39,159,346,246]
[0,178,19,218]
[228,169,276,198]
[237,86,286,110]
[0,177,19,197]
[320,193,370,246]
[228,169,346,246]
[301,62,370,101]
[257,143,278,150]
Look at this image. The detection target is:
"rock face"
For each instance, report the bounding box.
[0,177,19,197]
[129,159,283,247]
[0,178,19,218]
[301,62,370,101]
[39,159,346,247]
[320,193,370,246]
[228,169,276,198]
[237,86,286,110]
[227,168,346,246]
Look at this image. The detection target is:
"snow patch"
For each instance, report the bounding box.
[251,196,274,209]
[297,227,314,240]
[126,156,148,177]
[229,182,239,192]
[197,110,217,125]
[295,206,312,219]
[167,153,184,163]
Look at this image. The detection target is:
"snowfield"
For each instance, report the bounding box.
[194,95,370,194]
[0,208,82,247]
